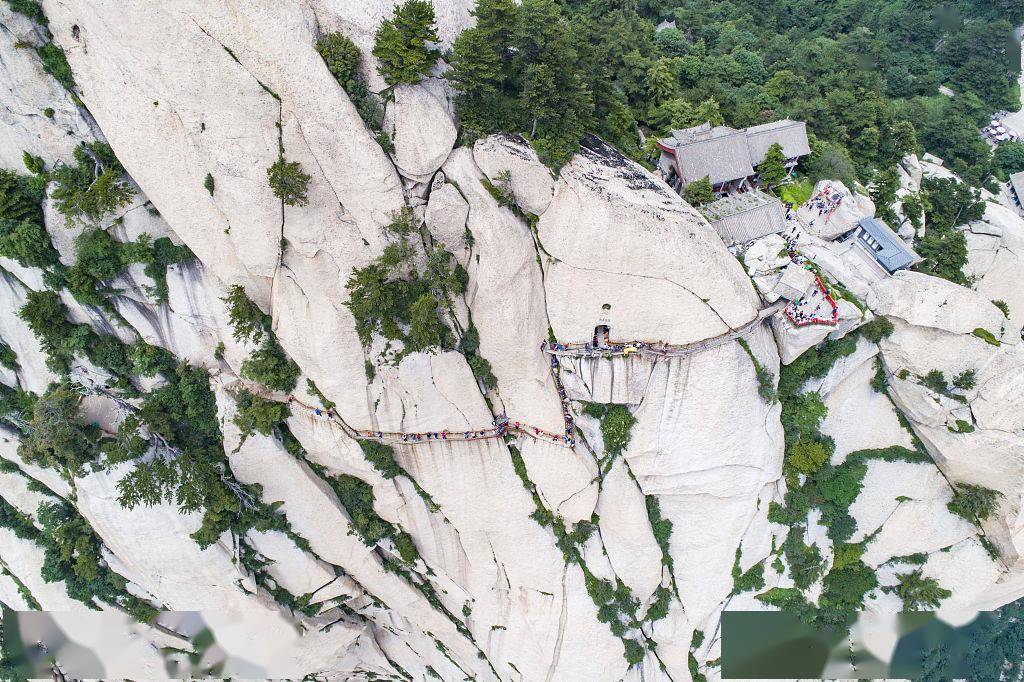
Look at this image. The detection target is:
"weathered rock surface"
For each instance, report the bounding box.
[869,270,1011,339]
[473,133,555,215]
[425,175,470,253]
[1,1,1023,677]
[817,345,914,461]
[385,83,457,182]
[626,328,783,625]
[597,460,663,603]
[965,200,1024,332]
[0,6,92,168]
[541,137,759,346]
[797,179,875,240]
[850,460,976,565]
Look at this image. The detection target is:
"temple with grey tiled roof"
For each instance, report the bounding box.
[698,190,787,246]
[656,119,811,195]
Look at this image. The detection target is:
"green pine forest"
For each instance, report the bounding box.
[445,0,1022,187]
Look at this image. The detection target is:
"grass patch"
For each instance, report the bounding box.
[972,328,1000,346]
[778,178,814,207]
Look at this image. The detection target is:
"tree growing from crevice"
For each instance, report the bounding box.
[266,157,310,207]
[317,31,391,152]
[947,483,1001,523]
[222,285,299,392]
[345,208,463,357]
[887,569,951,610]
[17,384,101,475]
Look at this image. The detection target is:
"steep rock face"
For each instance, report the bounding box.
[441,147,564,432]
[2,1,1023,678]
[818,349,914,461]
[0,269,58,392]
[877,294,1024,591]
[0,7,92,168]
[425,174,470,252]
[540,137,759,346]
[850,461,976,564]
[216,385,491,679]
[473,133,555,215]
[597,460,663,602]
[44,0,405,310]
[44,0,281,304]
[965,200,1024,332]
[626,327,783,625]
[869,270,1013,340]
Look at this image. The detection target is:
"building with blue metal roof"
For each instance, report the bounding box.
[838,217,922,275]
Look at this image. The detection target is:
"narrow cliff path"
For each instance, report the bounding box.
[288,299,794,450]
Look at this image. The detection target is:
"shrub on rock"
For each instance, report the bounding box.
[316,32,362,89]
[947,483,1001,523]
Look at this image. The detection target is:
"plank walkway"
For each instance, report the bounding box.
[289,304,785,450]
[542,301,785,360]
[290,352,578,448]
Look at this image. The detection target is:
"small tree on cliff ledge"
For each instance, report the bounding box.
[267,157,310,207]
[372,0,440,87]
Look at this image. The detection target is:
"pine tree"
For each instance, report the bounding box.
[18,385,99,474]
[51,143,134,222]
[869,167,900,225]
[684,176,715,206]
[757,142,787,189]
[266,157,310,206]
[522,63,560,138]
[513,0,592,167]
[646,58,678,103]
[0,218,60,269]
[372,0,440,86]
[316,32,363,89]
[892,569,951,610]
[693,99,724,127]
[449,23,510,138]
[0,169,44,225]
[947,483,1002,522]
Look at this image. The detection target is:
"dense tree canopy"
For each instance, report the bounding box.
[915,177,986,284]
[995,141,1024,177]
[448,0,1020,179]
